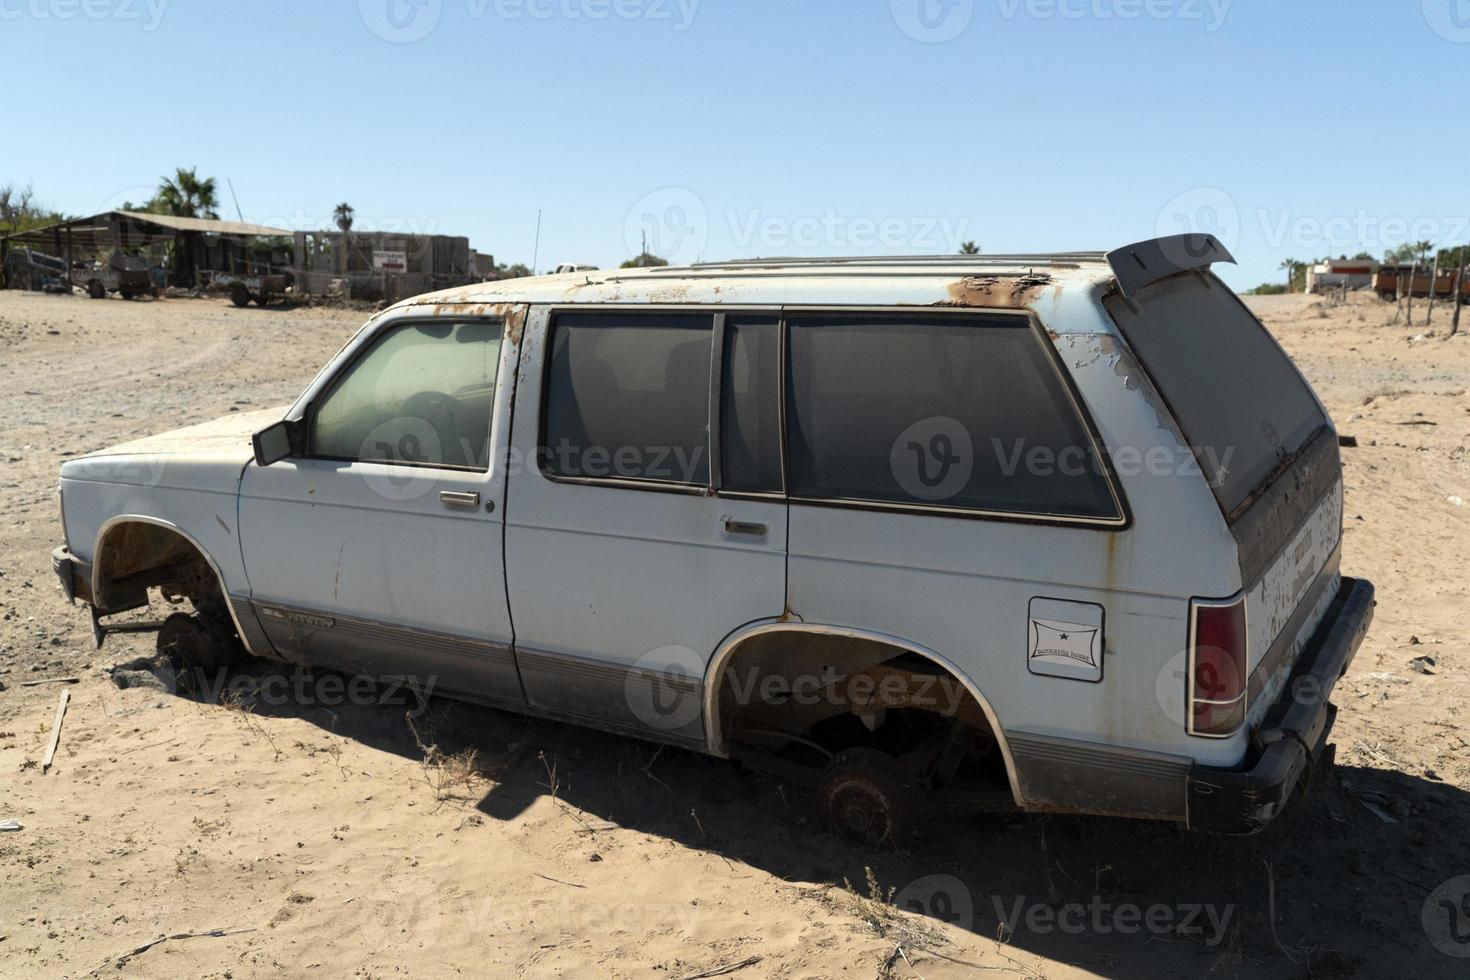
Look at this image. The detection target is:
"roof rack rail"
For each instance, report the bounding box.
[686,252,1106,270]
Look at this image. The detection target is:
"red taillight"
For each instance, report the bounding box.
[1188,595,1248,738]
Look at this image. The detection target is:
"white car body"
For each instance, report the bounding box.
[54,237,1374,833]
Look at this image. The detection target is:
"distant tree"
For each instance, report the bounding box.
[494,262,532,280]
[333,202,355,234]
[620,252,669,269]
[150,168,220,219]
[1437,244,1470,269]
[0,183,64,235]
[1251,283,1290,295]
[1384,243,1420,265]
[1279,258,1306,292]
[958,241,980,255]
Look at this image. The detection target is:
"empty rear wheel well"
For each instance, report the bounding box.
[709,627,1014,797]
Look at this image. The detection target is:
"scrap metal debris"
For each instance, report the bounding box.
[19,676,80,687]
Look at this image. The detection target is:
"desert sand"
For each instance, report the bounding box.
[1,288,1467,979]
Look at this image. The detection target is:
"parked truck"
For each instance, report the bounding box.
[1373,267,1470,303]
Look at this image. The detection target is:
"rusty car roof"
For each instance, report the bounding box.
[395,252,1118,315]
[392,236,1235,322]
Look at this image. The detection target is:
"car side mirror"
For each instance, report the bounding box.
[252,419,301,467]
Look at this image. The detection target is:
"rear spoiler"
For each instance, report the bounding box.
[1106,234,1237,299]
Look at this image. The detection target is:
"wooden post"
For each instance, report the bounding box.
[1391,261,1405,325]
[1406,260,1418,326]
[1452,262,1466,338]
[41,689,70,773]
[1427,254,1441,326]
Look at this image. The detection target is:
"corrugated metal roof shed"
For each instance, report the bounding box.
[110,210,292,237]
[1,210,293,251]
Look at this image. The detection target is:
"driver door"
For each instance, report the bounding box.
[237,313,524,705]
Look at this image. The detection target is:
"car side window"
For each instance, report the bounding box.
[785,312,1121,521]
[720,316,783,493]
[542,312,712,486]
[309,320,502,471]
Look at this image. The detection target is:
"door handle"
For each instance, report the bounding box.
[723,518,768,537]
[440,490,481,509]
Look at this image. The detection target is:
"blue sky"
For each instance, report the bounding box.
[6,0,1469,289]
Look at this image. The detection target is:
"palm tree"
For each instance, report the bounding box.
[333,202,355,234]
[153,167,219,219]
[958,241,980,255]
[1279,258,1300,291]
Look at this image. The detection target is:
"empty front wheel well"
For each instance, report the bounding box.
[92,520,227,620]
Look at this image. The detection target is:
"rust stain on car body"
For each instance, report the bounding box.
[938,273,1053,309]
[494,303,527,344]
[418,301,527,344]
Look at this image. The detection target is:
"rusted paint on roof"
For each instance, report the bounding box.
[412,301,528,343]
[387,257,1116,318]
[938,272,1053,309]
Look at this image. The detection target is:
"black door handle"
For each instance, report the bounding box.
[724,519,768,537]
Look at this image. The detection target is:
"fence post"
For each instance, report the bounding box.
[1427,254,1441,326]
[1406,260,1418,326]
[1451,262,1466,338]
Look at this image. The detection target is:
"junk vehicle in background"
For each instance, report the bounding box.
[77,252,155,300]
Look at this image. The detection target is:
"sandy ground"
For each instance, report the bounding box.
[1,288,1468,979]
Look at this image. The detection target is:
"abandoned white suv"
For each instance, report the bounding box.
[53,235,1374,839]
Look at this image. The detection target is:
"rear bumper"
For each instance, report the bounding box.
[1186,577,1375,834]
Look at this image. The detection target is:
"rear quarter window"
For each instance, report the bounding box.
[1104,273,1328,518]
[785,311,1122,522]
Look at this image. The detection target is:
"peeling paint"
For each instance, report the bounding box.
[939,272,1052,309]
[493,303,527,345]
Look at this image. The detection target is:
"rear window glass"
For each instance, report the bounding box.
[785,312,1121,521]
[1105,274,1327,517]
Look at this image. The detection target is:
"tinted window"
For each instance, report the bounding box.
[543,312,711,486]
[1105,274,1327,516]
[786,313,1119,520]
[309,320,501,470]
[720,317,783,493]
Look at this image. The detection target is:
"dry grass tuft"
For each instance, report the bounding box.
[406,712,488,808]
